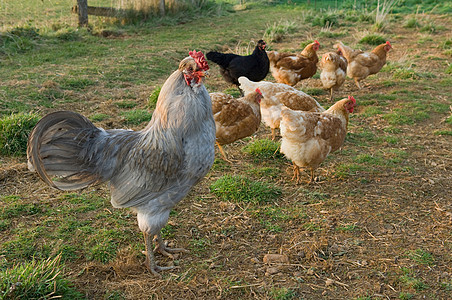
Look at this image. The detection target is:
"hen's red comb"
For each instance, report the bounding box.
[189,50,209,71]
[386,41,392,47]
[255,88,262,96]
[348,95,356,104]
[314,40,320,45]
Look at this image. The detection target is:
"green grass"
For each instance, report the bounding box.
[116,100,138,109]
[90,113,111,122]
[210,175,282,204]
[120,109,152,125]
[0,112,40,156]
[0,255,84,299]
[148,85,161,109]
[241,139,283,159]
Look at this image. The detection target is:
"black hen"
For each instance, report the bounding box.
[206,40,269,87]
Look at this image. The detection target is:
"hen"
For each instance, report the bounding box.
[280,96,356,184]
[206,40,269,90]
[239,76,324,140]
[334,41,392,89]
[210,89,263,161]
[27,51,215,276]
[319,51,348,101]
[267,40,320,86]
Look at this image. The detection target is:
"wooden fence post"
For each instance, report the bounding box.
[77,0,89,27]
[159,0,165,16]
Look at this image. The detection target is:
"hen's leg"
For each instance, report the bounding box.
[154,232,189,259]
[271,128,276,141]
[308,168,315,184]
[143,232,174,277]
[291,164,301,184]
[216,142,231,163]
[329,88,334,101]
[354,79,361,89]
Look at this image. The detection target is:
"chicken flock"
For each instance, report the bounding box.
[27,37,392,276]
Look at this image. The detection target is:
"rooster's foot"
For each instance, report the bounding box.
[153,234,188,259]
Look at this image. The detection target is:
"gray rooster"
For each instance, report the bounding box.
[27,51,215,276]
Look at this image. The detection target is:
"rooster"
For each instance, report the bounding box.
[319,51,348,101]
[267,40,320,86]
[334,41,392,89]
[239,76,324,140]
[206,40,269,91]
[27,51,215,276]
[280,96,356,184]
[210,88,263,161]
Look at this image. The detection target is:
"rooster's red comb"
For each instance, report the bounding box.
[189,50,209,71]
[255,88,262,96]
[348,95,356,104]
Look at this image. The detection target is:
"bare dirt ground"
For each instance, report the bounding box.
[1,14,451,300]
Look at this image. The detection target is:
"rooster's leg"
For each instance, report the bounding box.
[143,232,174,277]
[154,232,189,259]
[216,142,231,163]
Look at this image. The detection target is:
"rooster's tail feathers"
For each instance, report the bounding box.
[27,111,103,191]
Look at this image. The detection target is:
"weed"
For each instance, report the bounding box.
[318,29,347,39]
[241,139,283,159]
[312,11,341,27]
[60,78,96,90]
[434,130,452,136]
[189,237,211,255]
[420,22,440,34]
[0,255,84,299]
[403,17,421,29]
[303,87,326,96]
[270,287,297,299]
[359,34,386,45]
[336,224,359,232]
[0,203,43,219]
[400,267,429,291]
[0,26,40,56]
[375,0,399,31]
[0,112,40,156]
[445,64,452,75]
[407,248,435,265]
[335,163,367,178]
[361,106,383,117]
[148,86,161,109]
[247,166,280,179]
[0,229,51,261]
[399,292,414,300]
[120,109,152,125]
[210,175,282,204]
[264,21,297,43]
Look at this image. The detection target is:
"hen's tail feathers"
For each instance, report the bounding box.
[27,111,103,191]
[206,51,234,69]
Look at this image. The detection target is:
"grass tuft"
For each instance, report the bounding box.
[359,34,386,45]
[210,175,281,204]
[0,113,40,156]
[241,139,283,159]
[264,21,297,43]
[0,255,83,299]
[120,109,152,125]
